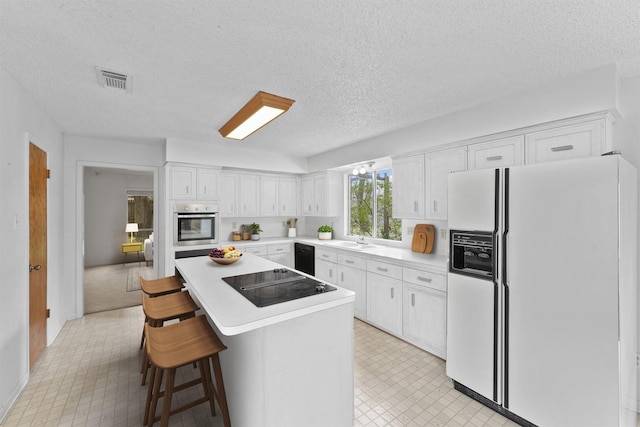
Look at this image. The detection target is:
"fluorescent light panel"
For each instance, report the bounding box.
[219,91,295,140]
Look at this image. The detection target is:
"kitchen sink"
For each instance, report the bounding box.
[326,241,378,251]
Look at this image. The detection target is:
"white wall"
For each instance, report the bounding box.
[0,67,65,422]
[63,136,164,318]
[84,169,153,266]
[166,138,308,173]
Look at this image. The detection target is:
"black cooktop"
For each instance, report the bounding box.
[222,268,337,307]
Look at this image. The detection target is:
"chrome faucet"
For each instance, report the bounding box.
[357,235,366,245]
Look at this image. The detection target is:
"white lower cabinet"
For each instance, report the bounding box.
[266,243,292,268]
[366,269,403,336]
[403,283,447,359]
[316,259,337,284]
[339,265,366,318]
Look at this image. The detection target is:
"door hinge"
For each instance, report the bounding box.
[47,169,51,179]
[46,308,50,318]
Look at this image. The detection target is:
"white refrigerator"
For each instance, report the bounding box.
[446,155,637,426]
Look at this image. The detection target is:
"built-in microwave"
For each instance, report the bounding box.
[449,230,494,281]
[173,203,219,246]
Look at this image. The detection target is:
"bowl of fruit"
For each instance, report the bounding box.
[209,246,242,265]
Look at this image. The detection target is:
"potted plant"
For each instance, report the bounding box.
[249,222,262,240]
[317,225,333,240]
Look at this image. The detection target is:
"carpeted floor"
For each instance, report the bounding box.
[84,262,154,314]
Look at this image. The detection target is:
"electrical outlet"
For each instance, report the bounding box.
[440,228,447,239]
[407,226,414,235]
[232,222,237,229]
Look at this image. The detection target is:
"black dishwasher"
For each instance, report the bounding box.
[294,243,315,276]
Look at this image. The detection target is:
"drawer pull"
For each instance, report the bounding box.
[276,248,283,252]
[322,254,330,258]
[377,267,388,272]
[345,260,355,264]
[486,155,503,161]
[411,293,415,306]
[417,276,432,283]
[551,144,574,152]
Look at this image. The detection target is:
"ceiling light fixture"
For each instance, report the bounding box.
[218,91,295,140]
[352,162,375,175]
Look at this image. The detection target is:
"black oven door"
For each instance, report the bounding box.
[174,213,218,246]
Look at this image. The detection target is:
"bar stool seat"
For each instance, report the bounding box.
[140,291,200,385]
[144,316,231,427]
[140,275,184,297]
[139,275,185,351]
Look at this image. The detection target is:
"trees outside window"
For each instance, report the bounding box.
[127,192,153,241]
[348,168,401,241]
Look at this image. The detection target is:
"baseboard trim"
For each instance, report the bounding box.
[0,371,29,424]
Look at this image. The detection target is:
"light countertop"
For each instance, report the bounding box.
[221,235,449,273]
[175,253,355,336]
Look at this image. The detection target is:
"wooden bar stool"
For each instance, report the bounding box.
[144,316,231,427]
[139,275,185,350]
[140,291,200,385]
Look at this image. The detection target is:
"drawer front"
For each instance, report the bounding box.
[242,245,268,256]
[315,247,337,263]
[525,120,604,164]
[337,253,366,270]
[268,243,291,255]
[367,259,402,278]
[468,135,524,170]
[403,267,446,292]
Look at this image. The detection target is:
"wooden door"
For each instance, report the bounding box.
[29,142,47,368]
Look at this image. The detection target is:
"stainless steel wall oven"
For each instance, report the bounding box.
[173,203,219,246]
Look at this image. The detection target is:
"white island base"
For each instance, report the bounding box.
[211,303,354,427]
[176,254,355,427]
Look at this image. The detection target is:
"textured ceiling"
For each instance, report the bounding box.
[1,1,640,158]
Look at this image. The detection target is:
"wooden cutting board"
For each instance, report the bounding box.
[411,224,435,254]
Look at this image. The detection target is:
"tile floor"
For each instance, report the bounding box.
[2,305,520,426]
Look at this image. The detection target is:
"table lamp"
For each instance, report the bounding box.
[125,223,138,243]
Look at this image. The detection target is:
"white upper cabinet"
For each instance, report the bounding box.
[278,177,297,216]
[259,176,278,216]
[220,173,238,216]
[392,154,425,219]
[425,147,467,220]
[300,171,342,217]
[169,165,220,201]
[525,119,610,164]
[238,174,260,217]
[169,166,195,199]
[468,135,525,170]
[196,168,220,200]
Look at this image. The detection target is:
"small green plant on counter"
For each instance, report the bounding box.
[317,225,333,233]
[249,222,263,234]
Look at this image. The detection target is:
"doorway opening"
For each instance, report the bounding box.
[83,166,156,314]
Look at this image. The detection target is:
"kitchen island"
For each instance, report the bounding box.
[175,253,355,427]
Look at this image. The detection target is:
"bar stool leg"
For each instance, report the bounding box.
[199,358,216,416]
[149,367,164,427]
[160,368,176,427]
[211,353,231,427]
[143,364,156,426]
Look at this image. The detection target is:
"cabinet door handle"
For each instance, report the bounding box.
[230,203,234,211]
[203,186,206,194]
[244,204,246,212]
[414,201,418,212]
[551,144,574,152]
[377,267,388,272]
[486,155,503,161]
[329,270,332,278]
[411,293,415,306]
[272,204,275,212]
[341,272,344,282]
[433,200,438,212]
[29,264,41,272]
[283,204,286,211]
[345,260,355,264]
[186,185,189,194]
[316,204,319,212]
[308,204,311,211]
[390,288,394,299]
[417,276,432,283]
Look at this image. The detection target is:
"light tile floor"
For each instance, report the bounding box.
[2,306,520,426]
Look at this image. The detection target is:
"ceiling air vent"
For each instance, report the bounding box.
[96,67,131,92]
